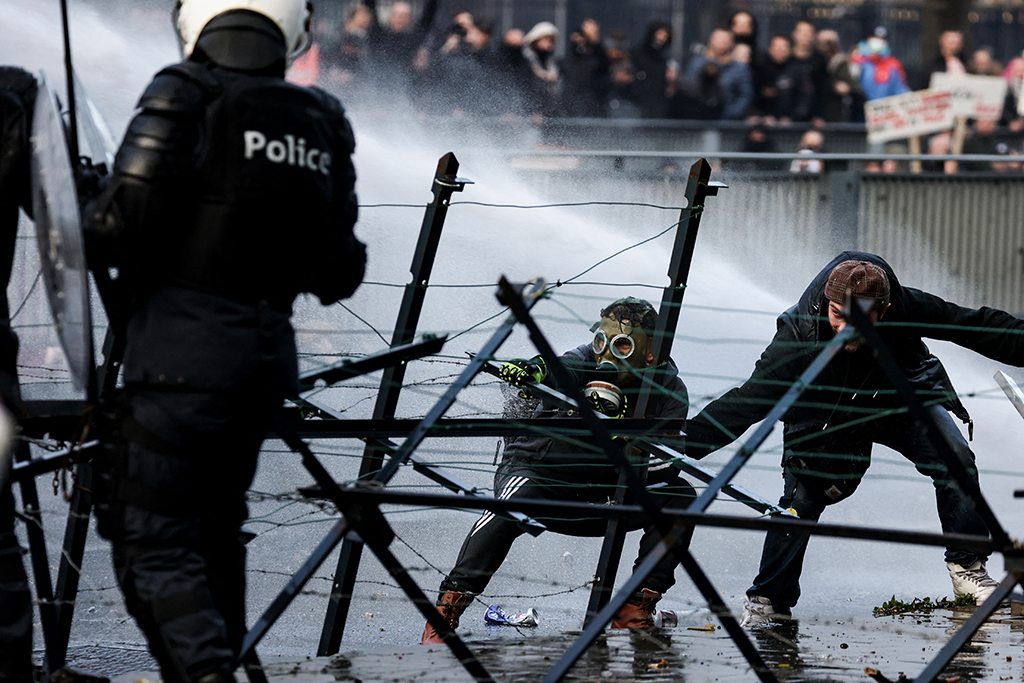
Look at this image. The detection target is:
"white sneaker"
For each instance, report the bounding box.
[947,560,998,604]
[740,595,786,627]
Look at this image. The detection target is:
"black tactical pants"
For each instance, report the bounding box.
[0,337,30,683]
[0,461,31,683]
[110,387,280,683]
[439,460,696,599]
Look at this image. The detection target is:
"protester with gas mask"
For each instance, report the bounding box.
[0,65,37,683]
[422,297,694,644]
[84,2,365,681]
[685,252,1024,627]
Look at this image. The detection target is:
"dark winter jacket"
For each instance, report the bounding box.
[561,36,611,118]
[631,24,673,119]
[786,51,828,121]
[364,0,439,81]
[503,343,688,481]
[686,251,1024,459]
[683,55,753,120]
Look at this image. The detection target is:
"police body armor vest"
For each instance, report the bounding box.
[163,64,348,308]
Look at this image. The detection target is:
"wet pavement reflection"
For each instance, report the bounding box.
[242,607,1023,683]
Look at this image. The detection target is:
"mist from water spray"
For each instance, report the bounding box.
[2,0,1022,657]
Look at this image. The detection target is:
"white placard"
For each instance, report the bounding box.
[929,73,1007,120]
[864,89,956,143]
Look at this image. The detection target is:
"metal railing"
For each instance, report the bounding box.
[487,149,1024,315]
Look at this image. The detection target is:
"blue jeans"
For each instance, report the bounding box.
[748,405,989,611]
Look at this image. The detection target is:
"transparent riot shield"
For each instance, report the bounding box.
[73,70,117,169]
[29,71,93,392]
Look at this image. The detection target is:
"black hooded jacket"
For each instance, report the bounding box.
[502,343,688,481]
[631,23,672,119]
[686,251,1024,460]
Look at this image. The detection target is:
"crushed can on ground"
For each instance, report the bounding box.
[485,605,540,627]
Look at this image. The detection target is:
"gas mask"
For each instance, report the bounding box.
[590,315,652,387]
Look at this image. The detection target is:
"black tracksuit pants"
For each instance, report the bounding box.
[439,460,696,599]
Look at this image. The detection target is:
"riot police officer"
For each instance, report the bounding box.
[86,2,366,681]
[0,65,36,683]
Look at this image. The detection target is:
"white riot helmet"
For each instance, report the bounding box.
[174,0,312,62]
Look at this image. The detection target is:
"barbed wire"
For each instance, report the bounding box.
[8,192,1024,663]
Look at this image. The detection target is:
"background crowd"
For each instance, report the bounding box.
[287,2,1024,173]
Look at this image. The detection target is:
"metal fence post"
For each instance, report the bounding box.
[584,159,723,624]
[317,153,468,655]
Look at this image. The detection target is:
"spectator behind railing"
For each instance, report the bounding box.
[817,29,865,123]
[969,46,1003,77]
[681,27,753,120]
[852,27,909,100]
[426,11,497,116]
[493,28,533,116]
[788,20,828,125]
[605,30,640,118]
[521,21,562,120]
[730,11,760,56]
[922,131,959,174]
[790,129,826,173]
[863,158,899,173]
[321,5,372,91]
[562,19,611,118]
[631,22,675,118]
[752,33,794,121]
[364,0,440,90]
[962,118,1004,172]
[1001,56,1024,131]
[723,123,788,172]
[919,29,966,89]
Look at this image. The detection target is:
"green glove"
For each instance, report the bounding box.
[498,357,548,386]
[589,390,628,418]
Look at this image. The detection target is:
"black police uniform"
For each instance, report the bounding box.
[87,13,366,683]
[438,344,695,600]
[0,66,36,683]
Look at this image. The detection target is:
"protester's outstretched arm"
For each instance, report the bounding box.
[903,287,1024,365]
[685,321,807,459]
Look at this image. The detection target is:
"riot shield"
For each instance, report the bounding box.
[73,70,117,169]
[29,71,93,392]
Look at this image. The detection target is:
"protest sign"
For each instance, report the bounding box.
[929,73,1007,120]
[865,89,955,143]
